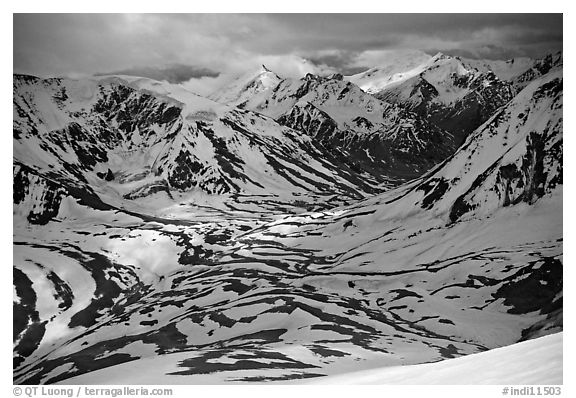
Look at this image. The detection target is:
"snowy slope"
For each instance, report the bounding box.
[13,67,562,384]
[309,332,562,384]
[58,332,562,385]
[463,57,535,82]
[346,50,433,94]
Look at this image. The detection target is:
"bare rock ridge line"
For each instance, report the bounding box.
[13,52,562,384]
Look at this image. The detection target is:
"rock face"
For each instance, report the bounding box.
[14,164,67,225]
[13,62,562,384]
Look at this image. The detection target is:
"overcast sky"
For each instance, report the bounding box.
[13,13,562,94]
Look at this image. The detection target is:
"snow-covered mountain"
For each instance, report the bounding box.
[13,60,562,385]
[371,53,514,144]
[14,74,386,228]
[208,65,282,107]
[215,71,457,181]
[355,51,563,149]
[509,52,563,92]
[346,50,433,94]
[463,52,563,93]
[462,56,535,82]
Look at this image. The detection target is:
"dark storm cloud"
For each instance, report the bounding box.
[13,13,563,80]
[95,64,220,84]
[13,14,238,77]
[304,51,369,75]
[258,14,562,54]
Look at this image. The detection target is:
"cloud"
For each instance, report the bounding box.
[302,49,364,75]
[346,49,432,69]
[13,14,241,77]
[254,54,338,78]
[13,14,562,81]
[182,54,338,97]
[181,75,232,97]
[95,64,220,84]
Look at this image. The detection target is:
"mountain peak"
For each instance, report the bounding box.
[208,64,282,105]
[430,52,448,61]
[303,72,320,81]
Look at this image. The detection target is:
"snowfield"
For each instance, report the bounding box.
[56,332,561,385]
[308,332,562,385]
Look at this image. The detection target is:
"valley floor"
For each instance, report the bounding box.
[13,188,563,384]
[57,331,562,385]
